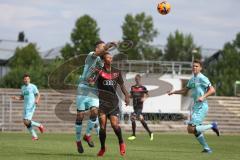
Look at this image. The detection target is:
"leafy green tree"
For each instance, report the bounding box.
[61,15,100,60]
[122,12,159,60]
[9,43,43,68]
[0,43,46,88]
[164,30,201,61]
[205,32,240,96]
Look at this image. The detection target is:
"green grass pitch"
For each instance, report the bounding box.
[0,132,240,160]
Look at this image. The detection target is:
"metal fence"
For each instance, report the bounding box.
[113,60,192,75]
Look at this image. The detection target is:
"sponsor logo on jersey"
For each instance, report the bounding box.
[103,80,116,86]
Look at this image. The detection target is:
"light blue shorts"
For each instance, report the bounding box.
[189,102,208,126]
[23,104,36,120]
[76,84,99,111]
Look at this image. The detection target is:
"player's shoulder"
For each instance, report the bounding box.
[88,51,95,56]
[141,85,147,90]
[131,85,136,88]
[199,73,209,81]
[111,66,121,72]
[86,51,95,59]
[30,83,38,88]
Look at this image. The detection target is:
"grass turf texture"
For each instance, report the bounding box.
[0,132,240,160]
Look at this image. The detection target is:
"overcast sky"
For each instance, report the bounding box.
[0,0,239,55]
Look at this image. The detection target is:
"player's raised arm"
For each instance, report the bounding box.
[104,41,118,51]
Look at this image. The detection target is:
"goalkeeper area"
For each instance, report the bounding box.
[1,133,239,160]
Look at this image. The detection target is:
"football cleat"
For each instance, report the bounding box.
[128,136,136,141]
[211,122,220,136]
[97,147,106,157]
[38,124,44,134]
[76,141,84,153]
[119,143,126,156]
[83,134,94,147]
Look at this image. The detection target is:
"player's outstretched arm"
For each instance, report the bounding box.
[12,95,23,100]
[168,87,189,96]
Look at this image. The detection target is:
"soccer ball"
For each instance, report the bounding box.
[157,1,171,15]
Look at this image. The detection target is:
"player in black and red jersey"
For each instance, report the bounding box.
[95,52,130,157]
[128,74,153,141]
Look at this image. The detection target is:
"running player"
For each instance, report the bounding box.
[75,41,116,153]
[168,59,220,153]
[128,74,153,141]
[12,74,44,140]
[95,52,130,156]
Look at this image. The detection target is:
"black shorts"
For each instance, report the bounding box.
[131,107,143,118]
[99,99,120,118]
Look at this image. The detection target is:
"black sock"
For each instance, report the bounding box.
[99,128,106,149]
[132,120,136,136]
[113,127,123,144]
[141,120,152,136]
[194,131,201,138]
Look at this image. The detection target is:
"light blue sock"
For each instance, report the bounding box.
[86,119,95,136]
[196,133,210,149]
[31,121,41,127]
[95,120,100,136]
[75,124,82,141]
[27,126,38,138]
[196,124,213,133]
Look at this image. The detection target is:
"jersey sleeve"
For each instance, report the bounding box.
[32,84,39,95]
[143,86,148,93]
[201,76,212,89]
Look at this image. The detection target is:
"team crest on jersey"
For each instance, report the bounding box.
[112,73,119,79]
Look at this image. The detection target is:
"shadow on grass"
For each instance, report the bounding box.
[27,152,96,157]
[128,148,194,154]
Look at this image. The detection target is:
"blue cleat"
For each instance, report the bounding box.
[211,122,220,136]
[202,148,212,153]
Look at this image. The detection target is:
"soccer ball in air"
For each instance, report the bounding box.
[157,1,171,15]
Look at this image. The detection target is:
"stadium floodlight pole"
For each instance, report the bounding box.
[192,49,198,62]
[1,95,4,131]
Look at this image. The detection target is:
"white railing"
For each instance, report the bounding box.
[113,60,192,76]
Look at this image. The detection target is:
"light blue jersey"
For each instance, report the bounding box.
[21,83,39,120]
[187,73,211,125]
[187,73,211,103]
[79,52,103,86]
[76,52,103,111]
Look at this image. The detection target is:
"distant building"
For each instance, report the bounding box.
[40,46,63,61]
[0,39,64,78]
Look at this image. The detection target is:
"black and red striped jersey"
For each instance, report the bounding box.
[97,66,123,102]
[130,85,148,104]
